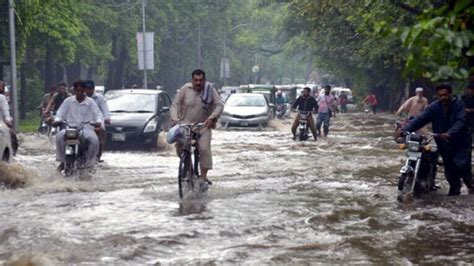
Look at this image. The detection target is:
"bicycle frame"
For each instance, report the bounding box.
[177,123,204,198]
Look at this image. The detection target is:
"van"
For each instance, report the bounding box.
[331,87,353,103]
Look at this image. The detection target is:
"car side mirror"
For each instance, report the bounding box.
[160,106,170,113]
[268,103,275,108]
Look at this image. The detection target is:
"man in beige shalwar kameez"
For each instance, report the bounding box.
[396,87,429,134]
[170,69,223,184]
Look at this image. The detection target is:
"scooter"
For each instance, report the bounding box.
[395,122,439,202]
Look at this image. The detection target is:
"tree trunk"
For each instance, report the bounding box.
[44,46,55,93]
[65,61,81,85]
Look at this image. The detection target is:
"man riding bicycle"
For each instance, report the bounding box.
[170,69,223,185]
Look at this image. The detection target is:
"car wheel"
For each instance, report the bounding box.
[2,149,9,162]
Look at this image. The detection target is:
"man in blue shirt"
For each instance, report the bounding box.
[401,84,472,196]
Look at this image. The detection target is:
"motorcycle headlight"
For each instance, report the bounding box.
[407,141,420,152]
[144,119,157,133]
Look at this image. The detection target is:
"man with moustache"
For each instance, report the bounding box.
[170,69,223,184]
[53,80,102,171]
[399,84,473,196]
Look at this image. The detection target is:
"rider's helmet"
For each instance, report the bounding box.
[167,124,184,144]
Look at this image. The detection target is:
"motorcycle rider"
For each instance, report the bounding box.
[170,69,223,185]
[37,86,57,132]
[291,87,318,141]
[316,85,336,137]
[44,81,70,116]
[53,80,102,171]
[84,80,110,162]
[275,90,288,117]
[399,83,473,196]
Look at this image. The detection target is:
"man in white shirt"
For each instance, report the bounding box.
[0,93,12,126]
[54,80,102,171]
[84,80,110,162]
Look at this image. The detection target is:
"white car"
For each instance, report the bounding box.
[0,122,12,162]
[220,93,271,128]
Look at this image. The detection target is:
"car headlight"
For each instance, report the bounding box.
[222,111,232,117]
[144,119,157,133]
[256,112,268,117]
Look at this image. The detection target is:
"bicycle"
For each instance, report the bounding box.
[176,122,207,199]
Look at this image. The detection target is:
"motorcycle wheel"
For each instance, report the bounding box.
[65,155,75,177]
[398,172,414,203]
[299,129,306,141]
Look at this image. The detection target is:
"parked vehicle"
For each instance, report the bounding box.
[331,87,353,103]
[220,93,271,128]
[219,86,241,102]
[395,122,439,202]
[296,111,310,141]
[0,122,12,162]
[105,89,171,149]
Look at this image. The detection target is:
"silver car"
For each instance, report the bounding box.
[220,93,271,128]
[0,122,12,162]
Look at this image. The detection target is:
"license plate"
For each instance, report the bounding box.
[240,121,249,126]
[112,133,126,141]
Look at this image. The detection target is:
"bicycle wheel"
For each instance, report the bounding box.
[178,153,187,199]
[193,149,200,178]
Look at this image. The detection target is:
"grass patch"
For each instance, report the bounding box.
[19,112,40,133]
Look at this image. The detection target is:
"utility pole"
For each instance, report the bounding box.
[141,0,148,89]
[8,0,19,131]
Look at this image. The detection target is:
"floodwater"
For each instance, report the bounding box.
[1,113,473,265]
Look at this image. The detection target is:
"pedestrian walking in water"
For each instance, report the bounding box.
[316,85,336,137]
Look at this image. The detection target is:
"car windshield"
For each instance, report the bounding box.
[226,95,266,107]
[106,93,156,113]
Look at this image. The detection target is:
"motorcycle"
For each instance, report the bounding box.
[276,104,287,119]
[38,116,51,136]
[38,112,59,139]
[62,122,93,177]
[297,111,310,141]
[395,122,439,202]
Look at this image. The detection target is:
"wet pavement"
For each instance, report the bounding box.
[1,113,473,264]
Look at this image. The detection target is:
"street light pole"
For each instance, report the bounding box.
[8,0,19,131]
[141,0,148,89]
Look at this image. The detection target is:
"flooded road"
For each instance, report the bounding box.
[1,113,473,264]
